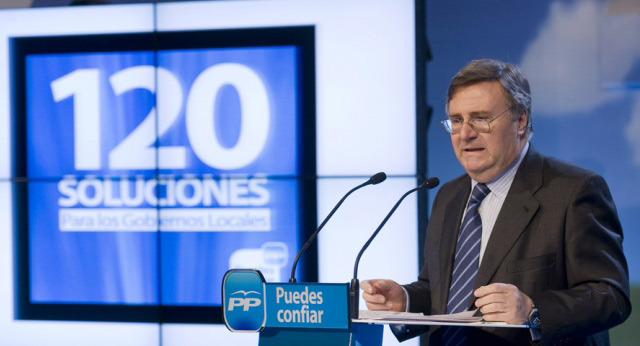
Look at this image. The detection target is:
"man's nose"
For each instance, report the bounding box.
[458,121,478,140]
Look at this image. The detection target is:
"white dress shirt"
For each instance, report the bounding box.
[472,141,529,263]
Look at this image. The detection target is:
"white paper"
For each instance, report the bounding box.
[357,309,483,323]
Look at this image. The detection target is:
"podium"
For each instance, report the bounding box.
[223,269,383,346]
[223,269,528,346]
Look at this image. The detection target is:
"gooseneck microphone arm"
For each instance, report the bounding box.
[349,177,439,319]
[288,172,387,283]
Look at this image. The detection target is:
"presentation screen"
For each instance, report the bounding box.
[12,27,316,323]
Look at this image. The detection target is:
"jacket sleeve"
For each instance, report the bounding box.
[532,174,631,346]
[390,188,444,342]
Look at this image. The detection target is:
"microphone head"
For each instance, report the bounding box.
[369,172,387,185]
[419,177,440,189]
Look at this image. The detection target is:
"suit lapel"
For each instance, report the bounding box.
[474,147,544,289]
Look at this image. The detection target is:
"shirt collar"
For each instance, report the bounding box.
[471,141,529,200]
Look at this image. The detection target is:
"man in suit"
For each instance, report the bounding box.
[361,59,631,345]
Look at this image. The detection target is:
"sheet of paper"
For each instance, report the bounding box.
[357,309,483,323]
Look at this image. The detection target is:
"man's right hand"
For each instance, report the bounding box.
[361,279,407,312]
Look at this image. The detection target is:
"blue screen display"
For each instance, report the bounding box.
[24,46,304,307]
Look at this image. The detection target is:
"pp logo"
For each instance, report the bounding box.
[228,291,261,311]
[222,269,266,332]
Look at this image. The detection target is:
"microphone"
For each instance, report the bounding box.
[288,172,387,283]
[349,177,439,319]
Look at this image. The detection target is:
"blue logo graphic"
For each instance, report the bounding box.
[223,269,266,332]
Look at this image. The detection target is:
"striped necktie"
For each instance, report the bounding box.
[442,183,490,345]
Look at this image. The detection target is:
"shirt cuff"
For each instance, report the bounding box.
[402,286,410,312]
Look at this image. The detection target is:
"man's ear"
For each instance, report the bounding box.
[518,110,528,136]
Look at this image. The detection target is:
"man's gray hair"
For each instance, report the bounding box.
[446,59,532,135]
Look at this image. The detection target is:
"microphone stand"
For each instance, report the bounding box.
[349,177,439,319]
[289,172,386,283]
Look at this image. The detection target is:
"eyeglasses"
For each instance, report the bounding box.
[441,107,512,134]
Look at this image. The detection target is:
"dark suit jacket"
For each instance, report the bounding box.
[399,146,631,346]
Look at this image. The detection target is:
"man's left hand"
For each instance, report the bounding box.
[474,283,533,324]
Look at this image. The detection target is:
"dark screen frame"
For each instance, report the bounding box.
[12,26,317,324]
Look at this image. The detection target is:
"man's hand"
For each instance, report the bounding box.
[474,283,533,324]
[361,279,407,312]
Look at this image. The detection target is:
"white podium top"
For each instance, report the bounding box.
[352,310,529,329]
